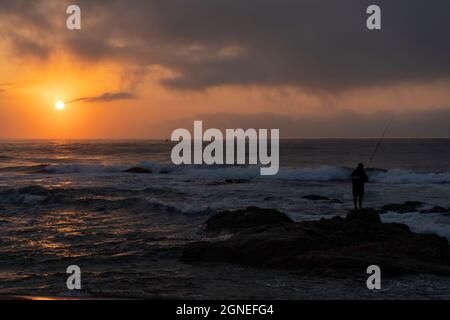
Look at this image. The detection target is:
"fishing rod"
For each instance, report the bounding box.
[367,115,394,169]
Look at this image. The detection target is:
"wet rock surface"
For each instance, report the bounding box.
[122,167,152,174]
[302,195,330,201]
[183,207,450,277]
[203,206,293,234]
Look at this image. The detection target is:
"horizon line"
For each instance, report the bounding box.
[1,137,450,141]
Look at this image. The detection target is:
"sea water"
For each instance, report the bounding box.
[0,139,449,298]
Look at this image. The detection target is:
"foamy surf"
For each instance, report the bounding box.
[381,212,450,241]
[2,162,448,185]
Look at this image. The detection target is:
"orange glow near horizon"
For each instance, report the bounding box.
[1,42,450,139]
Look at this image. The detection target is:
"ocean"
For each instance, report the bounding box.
[0,139,449,299]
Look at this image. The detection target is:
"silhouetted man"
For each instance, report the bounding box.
[352,163,368,210]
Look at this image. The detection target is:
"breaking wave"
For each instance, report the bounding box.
[1,161,450,184]
[369,169,450,184]
[0,185,215,215]
[381,212,450,241]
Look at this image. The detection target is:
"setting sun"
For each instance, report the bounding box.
[55,101,65,111]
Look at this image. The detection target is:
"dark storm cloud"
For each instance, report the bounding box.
[2,0,450,91]
[163,108,450,138]
[0,0,54,59]
[9,35,51,59]
[68,92,136,104]
[0,0,54,30]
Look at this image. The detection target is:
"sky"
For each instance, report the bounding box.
[0,0,450,139]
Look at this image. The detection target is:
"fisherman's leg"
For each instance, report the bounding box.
[358,196,363,210]
[353,197,358,210]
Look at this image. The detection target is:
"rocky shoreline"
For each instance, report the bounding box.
[182,207,450,277]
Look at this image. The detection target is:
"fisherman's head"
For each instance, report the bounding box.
[357,163,364,170]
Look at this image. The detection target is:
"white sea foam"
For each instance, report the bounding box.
[2,162,447,185]
[381,212,450,241]
[370,169,450,184]
[276,166,352,181]
[174,165,450,184]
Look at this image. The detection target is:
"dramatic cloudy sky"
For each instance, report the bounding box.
[0,0,449,138]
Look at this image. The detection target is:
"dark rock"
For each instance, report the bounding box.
[204,206,293,234]
[224,179,251,184]
[183,207,450,277]
[122,167,152,174]
[303,195,330,201]
[345,208,382,224]
[420,206,450,214]
[379,201,424,214]
[18,185,49,195]
[263,196,279,201]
